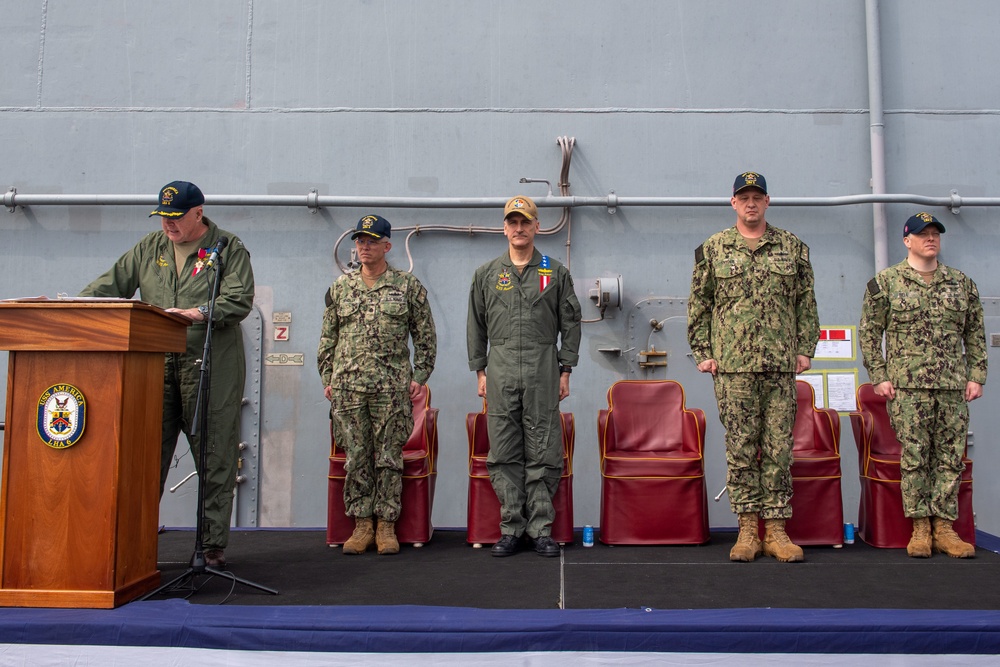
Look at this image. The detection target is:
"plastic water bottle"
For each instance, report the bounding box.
[844,522,855,544]
[582,525,594,547]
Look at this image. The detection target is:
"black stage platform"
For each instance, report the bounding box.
[152,527,1000,609]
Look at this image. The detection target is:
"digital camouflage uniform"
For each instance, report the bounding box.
[80,216,255,550]
[318,265,436,522]
[688,224,820,519]
[467,249,582,539]
[859,261,987,519]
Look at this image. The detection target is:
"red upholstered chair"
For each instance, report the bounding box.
[466,401,575,546]
[327,385,439,547]
[598,380,710,545]
[778,380,844,545]
[850,382,974,548]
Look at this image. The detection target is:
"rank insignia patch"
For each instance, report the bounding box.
[36,384,86,449]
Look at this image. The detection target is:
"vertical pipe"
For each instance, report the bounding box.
[866,0,890,271]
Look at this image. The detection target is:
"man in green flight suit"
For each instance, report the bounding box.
[467,195,582,558]
[688,172,820,563]
[318,214,437,556]
[80,180,255,569]
[859,212,986,559]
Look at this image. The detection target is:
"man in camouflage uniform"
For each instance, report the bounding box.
[318,214,436,556]
[80,181,255,569]
[859,212,986,559]
[467,195,582,558]
[688,172,820,563]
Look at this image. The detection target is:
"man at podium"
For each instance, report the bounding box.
[79,180,256,569]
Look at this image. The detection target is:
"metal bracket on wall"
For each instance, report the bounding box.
[307,188,320,214]
[4,188,15,213]
[638,347,667,369]
[950,190,962,215]
[626,297,689,377]
[235,305,264,527]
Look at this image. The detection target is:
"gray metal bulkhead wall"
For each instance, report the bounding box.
[2,1,1000,534]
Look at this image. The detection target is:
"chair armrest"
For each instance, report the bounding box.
[681,407,707,457]
[812,407,841,455]
[598,409,614,456]
[466,413,479,462]
[848,413,865,453]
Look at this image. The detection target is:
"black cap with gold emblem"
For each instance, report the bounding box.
[903,212,946,237]
[351,214,392,240]
[149,181,205,218]
[733,172,767,195]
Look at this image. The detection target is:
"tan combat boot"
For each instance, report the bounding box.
[376,520,400,555]
[342,517,375,555]
[763,518,804,562]
[906,517,932,558]
[931,517,976,558]
[729,512,763,562]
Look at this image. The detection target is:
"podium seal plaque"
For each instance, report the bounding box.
[36,383,87,449]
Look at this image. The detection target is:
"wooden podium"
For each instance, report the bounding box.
[0,300,187,608]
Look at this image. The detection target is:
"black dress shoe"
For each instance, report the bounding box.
[491,534,521,557]
[534,536,560,557]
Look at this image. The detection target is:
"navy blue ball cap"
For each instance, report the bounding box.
[351,214,391,240]
[150,181,205,218]
[903,212,946,237]
[733,171,767,195]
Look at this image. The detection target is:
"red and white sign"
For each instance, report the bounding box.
[814,327,854,360]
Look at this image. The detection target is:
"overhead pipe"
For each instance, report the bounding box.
[5,190,997,212]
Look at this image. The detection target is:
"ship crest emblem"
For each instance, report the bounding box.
[36,384,86,449]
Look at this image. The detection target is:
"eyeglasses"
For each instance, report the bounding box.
[354,237,386,247]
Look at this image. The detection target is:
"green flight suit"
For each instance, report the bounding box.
[688,224,819,518]
[317,265,437,521]
[79,216,255,549]
[859,260,987,519]
[467,249,582,539]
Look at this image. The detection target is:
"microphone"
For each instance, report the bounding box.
[203,236,229,269]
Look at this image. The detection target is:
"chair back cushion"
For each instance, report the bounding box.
[793,380,841,455]
[605,381,693,453]
[856,382,901,458]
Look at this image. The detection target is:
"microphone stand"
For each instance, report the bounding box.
[142,243,277,600]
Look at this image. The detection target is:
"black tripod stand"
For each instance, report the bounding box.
[142,238,277,600]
